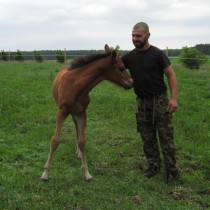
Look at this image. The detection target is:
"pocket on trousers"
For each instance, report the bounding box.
[136,112,153,132]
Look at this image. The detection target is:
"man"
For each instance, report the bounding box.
[122,22,179,183]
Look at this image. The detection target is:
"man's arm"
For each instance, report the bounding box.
[164,65,178,113]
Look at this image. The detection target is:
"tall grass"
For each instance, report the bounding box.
[0,61,209,210]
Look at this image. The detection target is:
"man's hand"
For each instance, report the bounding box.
[168,98,178,113]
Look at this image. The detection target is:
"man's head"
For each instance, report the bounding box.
[132,22,150,50]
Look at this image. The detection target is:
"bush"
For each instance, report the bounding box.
[115,45,123,56]
[34,51,43,62]
[55,50,65,63]
[179,46,207,69]
[0,51,10,61]
[14,50,24,62]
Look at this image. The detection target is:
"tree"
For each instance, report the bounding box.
[1,50,10,61]
[14,50,24,62]
[55,50,65,63]
[179,46,207,69]
[34,50,43,62]
[115,45,123,56]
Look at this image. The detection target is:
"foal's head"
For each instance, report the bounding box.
[104,45,133,90]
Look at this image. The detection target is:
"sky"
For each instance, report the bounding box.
[0,0,210,51]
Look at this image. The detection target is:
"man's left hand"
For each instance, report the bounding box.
[168,99,178,113]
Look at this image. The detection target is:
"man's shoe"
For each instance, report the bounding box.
[166,172,179,184]
[144,166,159,178]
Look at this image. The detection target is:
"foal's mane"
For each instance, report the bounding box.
[68,53,110,70]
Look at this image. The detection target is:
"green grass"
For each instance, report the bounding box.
[0,61,210,210]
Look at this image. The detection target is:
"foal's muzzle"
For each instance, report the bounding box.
[124,80,134,90]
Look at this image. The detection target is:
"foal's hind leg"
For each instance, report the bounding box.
[74,112,92,181]
[41,108,68,181]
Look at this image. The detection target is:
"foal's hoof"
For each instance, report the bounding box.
[41,177,49,182]
[40,173,49,182]
[84,174,93,182]
[85,178,94,183]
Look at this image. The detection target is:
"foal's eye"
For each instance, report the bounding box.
[119,67,125,72]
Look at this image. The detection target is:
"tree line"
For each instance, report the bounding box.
[0,44,209,69]
[0,49,106,62]
[167,44,210,56]
[1,44,210,62]
[194,44,210,55]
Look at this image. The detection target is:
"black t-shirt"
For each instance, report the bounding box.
[122,45,171,97]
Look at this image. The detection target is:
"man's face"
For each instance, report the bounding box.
[132,27,150,49]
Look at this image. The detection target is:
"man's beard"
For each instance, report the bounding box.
[133,37,147,49]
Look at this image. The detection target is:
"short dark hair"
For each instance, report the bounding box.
[133,22,149,33]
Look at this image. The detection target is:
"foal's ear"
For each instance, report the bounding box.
[112,50,117,59]
[104,44,111,54]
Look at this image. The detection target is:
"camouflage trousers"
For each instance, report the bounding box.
[136,93,178,173]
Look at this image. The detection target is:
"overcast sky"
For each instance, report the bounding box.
[0,0,210,51]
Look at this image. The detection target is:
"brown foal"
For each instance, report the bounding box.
[41,44,133,181]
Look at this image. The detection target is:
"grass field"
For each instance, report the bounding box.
[0,61,210,210]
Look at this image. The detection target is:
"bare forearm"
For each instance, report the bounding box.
[168,73,178,100]
[164,65,178,100]
[164,66,178,113]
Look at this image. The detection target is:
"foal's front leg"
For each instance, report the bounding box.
[41,109,67,181]
[74,112,92,181]
[72,116,82,159]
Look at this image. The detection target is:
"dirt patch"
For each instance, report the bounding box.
[132,195,142,204]
[198,189,210,196]
[168,188,189,200]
